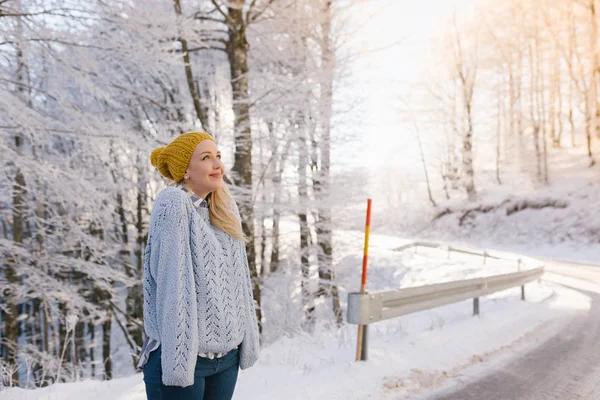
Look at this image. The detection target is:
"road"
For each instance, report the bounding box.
[430,260,600,400]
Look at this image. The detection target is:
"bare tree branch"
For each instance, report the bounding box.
[210,0,236,27]
[248,0,277,24]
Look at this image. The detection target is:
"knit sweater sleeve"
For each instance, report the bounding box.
[148,190,199,387]
[239,240,260,369]
[231,201,260,369]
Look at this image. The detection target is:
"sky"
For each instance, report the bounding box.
[335,0,477,172]
[327,0,478,209]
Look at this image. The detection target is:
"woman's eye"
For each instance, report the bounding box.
[203,155,210,160]
[217,155,222,159]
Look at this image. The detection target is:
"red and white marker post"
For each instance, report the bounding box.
[355,199,372,361]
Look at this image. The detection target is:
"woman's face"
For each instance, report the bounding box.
[183,139,225,198]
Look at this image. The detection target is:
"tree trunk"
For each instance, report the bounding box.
[298,127,314,330]
[199,80,213,134]
[172,0,209,130]
[314,0,342,326]
[556,62,564,147]
[568,4,577,148]
[535,37,548,183]
[462,104,476,199]
[260,205,268,279]
[591,0,600,142]
[528,41,542,181]
[127,152,147,356]
[34,197,48,372]
[116,192,130,271]
[258,133,268,279]
[102,311,112,380]
[25,301,33,354]
[31,299,44,385]
[6,151,26,386]
[74,318,86,379]
[225,2,261,330]
[269,207,280,275]
[89,322,95,378]
[42,302,49,357]
[549,51,557,148]
[496,82,503,185]
[516,33,524,170]
[57,302,68,380]
[586,96,594,165]
[269,128,290,276]
[452,23,476,200]
[551,45,563,147]
[5,14,29,384]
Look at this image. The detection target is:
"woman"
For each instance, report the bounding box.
[138,132,260,400]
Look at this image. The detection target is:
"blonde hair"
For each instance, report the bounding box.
[209,186,247,242]
[176,181,246,241]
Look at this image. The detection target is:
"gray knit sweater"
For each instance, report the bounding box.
[142,186,259,387]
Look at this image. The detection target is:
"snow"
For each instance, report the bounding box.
[1,232,591,400]
[5,132,600,400]
[4,147,600,399]
[3,0,600,398]
[375,146,600,267]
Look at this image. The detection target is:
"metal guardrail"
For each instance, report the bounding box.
[347,241,545,359]
[395,241,539,266]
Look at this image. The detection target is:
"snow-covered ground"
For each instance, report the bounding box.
[1,232,591,400]
[375,147,600,267]
[5,148,600,399]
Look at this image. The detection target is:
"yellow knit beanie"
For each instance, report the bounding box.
[150,132,215,182]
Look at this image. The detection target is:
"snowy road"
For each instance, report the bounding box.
[429,260,600,400]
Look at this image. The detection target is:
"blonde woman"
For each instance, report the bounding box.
[138,132,259,400]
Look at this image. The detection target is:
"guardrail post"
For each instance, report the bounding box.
[521,286,525,301]
[473,297,480,316]
[361,325,369,361]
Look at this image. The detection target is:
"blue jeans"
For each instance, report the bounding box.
[143,346,240,400]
